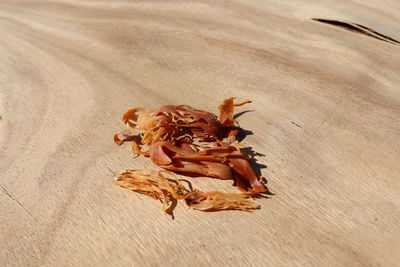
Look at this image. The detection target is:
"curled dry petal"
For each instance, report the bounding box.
[115,169,191,215]
[185,191,259,211]
[149,141,266,194]
[122,108,144,127]
[224,144,267,195]
[114,98,251,147]
[219,97,252,126]
[150,141,233,179]
[115,169,259,214]
[113,128,137,146]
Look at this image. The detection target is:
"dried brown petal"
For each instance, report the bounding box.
[149,141,266,194]
[185,191,259,211]
[115,169,259,214]
[115,169,191,215]
[219,97,251,126]
[115,98,251,147]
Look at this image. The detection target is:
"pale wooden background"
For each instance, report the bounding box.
[1,0,400,266]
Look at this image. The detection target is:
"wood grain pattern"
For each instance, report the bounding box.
[1,0,400,266]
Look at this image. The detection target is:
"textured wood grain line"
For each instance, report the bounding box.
[1,0,400,266]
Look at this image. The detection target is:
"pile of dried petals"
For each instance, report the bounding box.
[114,97,267,216]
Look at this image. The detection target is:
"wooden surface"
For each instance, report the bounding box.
[1,0,400,266]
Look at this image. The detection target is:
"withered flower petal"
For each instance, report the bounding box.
[113,98,267,215]
[149,141,266,194]
[185,191,259,211]
[115,169,259,214]
[219,97,251,126]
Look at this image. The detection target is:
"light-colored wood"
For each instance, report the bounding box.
[1,0,400,266]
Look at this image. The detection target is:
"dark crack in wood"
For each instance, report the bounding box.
[1,184,31,216]
[291,121,309,134]
[312,18,400,46]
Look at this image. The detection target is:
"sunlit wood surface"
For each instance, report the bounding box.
[1,0,400,266]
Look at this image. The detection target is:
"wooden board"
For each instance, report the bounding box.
[1,0,400,266]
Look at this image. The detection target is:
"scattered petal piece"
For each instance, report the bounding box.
[185,191,259,211]
[115,169,259,214]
